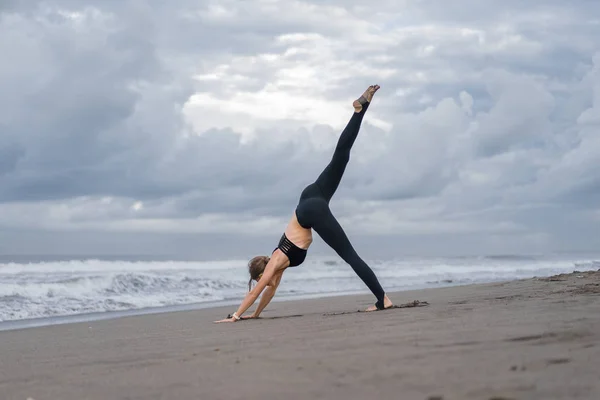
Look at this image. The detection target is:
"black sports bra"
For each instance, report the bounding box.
[273,233,307,267]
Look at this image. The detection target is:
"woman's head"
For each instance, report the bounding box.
[247,255,270,290]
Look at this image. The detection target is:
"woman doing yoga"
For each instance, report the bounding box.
[214,85,393,323]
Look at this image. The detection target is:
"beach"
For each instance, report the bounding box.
[1,269,599,400]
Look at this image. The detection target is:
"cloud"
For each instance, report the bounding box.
[1,0,600,256]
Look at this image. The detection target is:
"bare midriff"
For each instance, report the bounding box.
[284,212,313,250]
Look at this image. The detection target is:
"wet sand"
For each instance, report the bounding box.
[1,270,599,400]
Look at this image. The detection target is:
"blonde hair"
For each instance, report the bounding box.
[247,255,270,291]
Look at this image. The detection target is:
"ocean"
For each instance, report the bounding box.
[1,253,598,329]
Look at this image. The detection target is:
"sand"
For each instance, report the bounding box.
[1,270,599,400]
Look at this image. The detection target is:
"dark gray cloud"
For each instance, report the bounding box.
[1,0,600,256]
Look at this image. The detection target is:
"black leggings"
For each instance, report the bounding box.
[295,102,386,308]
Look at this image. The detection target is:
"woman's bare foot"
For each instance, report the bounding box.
[353,84,381,113]
[365,294,393,312]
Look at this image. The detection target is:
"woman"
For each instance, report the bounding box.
[215,84,393,323]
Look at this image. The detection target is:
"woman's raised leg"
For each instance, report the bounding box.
[314,85,380,202]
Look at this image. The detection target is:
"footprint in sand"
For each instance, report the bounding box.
[546,358,571,365]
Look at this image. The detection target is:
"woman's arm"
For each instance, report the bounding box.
[249,270,283,318]
[214,254,284,323]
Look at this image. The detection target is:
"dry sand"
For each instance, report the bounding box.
[1,270,599,400]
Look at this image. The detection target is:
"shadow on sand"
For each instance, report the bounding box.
[225,300,430,321]
[322,300,430,316]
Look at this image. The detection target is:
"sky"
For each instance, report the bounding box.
[1,0,599,259]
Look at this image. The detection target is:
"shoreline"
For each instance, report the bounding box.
[0,280,470,332]
[1,270,599,399]
[1,267,597,332]
[2,254,598,330]
[0,274,553,332]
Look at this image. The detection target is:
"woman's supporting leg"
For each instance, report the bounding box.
[310,203,386,308]
[314,102,370,202]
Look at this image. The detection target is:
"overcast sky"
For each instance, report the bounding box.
[1,1,599,259]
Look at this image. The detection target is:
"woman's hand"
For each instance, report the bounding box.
[213,313,259,323]
[213,317,237,323]
[214,312,244,323]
